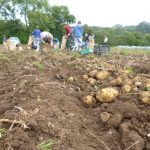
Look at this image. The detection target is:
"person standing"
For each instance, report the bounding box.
[72,21,84,51]
[32,26,41,51]
[104,35,108,45]
[61,23,71,50]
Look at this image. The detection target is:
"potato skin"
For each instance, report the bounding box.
[87,78,97,86]
[96,71,110,80]
[140,91,150,104]
[96,87,119,103]
[122,84,132,93]
[82,95,96,107]
[88,70,98,78]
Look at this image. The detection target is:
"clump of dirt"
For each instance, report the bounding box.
[0,47,150,150]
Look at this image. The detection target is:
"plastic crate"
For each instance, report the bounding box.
[94,45,110,55]
[79,48,93,55]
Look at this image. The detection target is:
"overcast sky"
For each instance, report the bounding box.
[49,0,150,27]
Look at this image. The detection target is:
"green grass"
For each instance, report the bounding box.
[0,128,7,138]
[38,139,55,150]
[147,86,150,91]
[111,47,150,55]
[125,66,135,74]
[0,53,11,63]
[33,62,45,71]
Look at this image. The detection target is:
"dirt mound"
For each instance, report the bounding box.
[0,47,150,150]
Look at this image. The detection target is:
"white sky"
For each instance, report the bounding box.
[49,0,150,27]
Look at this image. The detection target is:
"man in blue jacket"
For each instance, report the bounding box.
[72,21,83,51]
[32,26,41,51]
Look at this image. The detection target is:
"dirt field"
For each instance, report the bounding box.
[0,46,150,150]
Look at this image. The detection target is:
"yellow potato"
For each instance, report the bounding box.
[140,91,150,104]
[87,78,97,86]
[144,79,150,88]
[88,70,98,78]
[82,74,89,80]
[67,76,75,83]
[96,87,119,103]
[100,112,111,123]
[111,77,123,86]
[96,71,110,80]
[82,95,96,107]
[122,84,132,93]
[123,79,133,85]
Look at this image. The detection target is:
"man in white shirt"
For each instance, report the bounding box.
[40,31,53,47]
[104,35,108,45]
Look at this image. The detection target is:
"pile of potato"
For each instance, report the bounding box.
[81,69,150,106]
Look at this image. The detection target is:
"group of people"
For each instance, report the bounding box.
[2,21,109,52]
[31,27,54,52]
[61,21,84,51]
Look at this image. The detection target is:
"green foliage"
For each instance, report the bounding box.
[1,0,150,46]
[33,62,45,71]
[0,53,11,63]
[38,139,55,150]
[147,86,150,91]
[126,67,135,74]
[0,0,75,43]
[0,128,7,137]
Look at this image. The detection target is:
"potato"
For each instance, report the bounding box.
[85,67,90,72]
[123,79,133,85]
[82,95,96,107]
[87,78,97,86]
[67,76,75,83]
[96,87,119,103]
[140,91,150,104]
[96,71,110,80]
[88,70,98,78]
[122,84,132,93]
[144,79,150,88]
[134,81,142,87]
[134,76,142,82]
[100,112,111,123]
[82,74,89,80]
[111,77,123,86]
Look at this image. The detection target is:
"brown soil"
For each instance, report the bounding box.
[0,46,150,150]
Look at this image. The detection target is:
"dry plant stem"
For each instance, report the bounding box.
[81,122,110,150]
[125,141,141,150]
[0,119,30,129]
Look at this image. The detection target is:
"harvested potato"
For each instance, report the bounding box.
[122,84,132,93]
[96,71,110,80]
[85,67,91,72]
[67,76,75,83]
[82,95,96,107]
[134,76,142,82]
[111,77,123,86]
[87,78,97,86]
[88,70,98,78]
[123,79,133,85]
[96,87,119,103]
[82,74,89,80]
[144,79,150,88]
[140,91,150,104]
[100,112,111,123]
[134,81,142,87]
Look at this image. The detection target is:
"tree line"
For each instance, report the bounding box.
[0,0,150,46]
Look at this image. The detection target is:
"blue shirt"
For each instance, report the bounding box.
[32,29,41,38]
[72,24,83,38]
